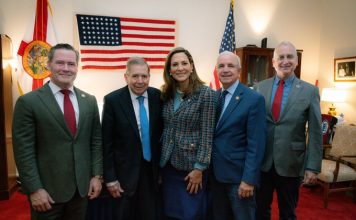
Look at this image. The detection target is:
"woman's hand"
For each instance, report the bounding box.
[184,169,203,194]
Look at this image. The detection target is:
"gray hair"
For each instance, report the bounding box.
[273,41,298,59]
[218,51,241,68]
[126,57,150,75]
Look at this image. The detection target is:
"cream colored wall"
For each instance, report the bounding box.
[1,0,323,103]
[4,0,354,119]
[318,0,356,123]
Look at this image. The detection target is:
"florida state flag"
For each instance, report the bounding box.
[17,0,57,95]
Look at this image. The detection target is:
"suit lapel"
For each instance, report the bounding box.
[120,86,140,138]
[147,88,157,137]
[280,78,303,120]
[37,83,71,136]
[75,87,88,138]
[263,78,275,121]
[216,84,244,131]
[173,92,194,115]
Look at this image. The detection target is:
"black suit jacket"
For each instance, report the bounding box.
[102,86,162,196]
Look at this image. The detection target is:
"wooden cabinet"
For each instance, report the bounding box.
[0,34,17,200]
[235,47,302,87]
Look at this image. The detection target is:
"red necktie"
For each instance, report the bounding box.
[60,90,77,135]
[272,80,285,121]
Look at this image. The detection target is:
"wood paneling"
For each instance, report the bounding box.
[0,34,18,200]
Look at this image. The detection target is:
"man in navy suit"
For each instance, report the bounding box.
[102,57,162,220]
[211,51,266,220]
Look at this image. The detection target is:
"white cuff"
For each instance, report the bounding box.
[106,180,119,187]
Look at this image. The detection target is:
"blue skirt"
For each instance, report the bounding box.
[161,164,208,220]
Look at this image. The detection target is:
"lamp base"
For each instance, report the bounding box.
[328,107,337,116]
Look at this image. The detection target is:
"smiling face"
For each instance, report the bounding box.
[217,51,241,89]
[125,64,150,96]
[272,43,298,79]
[48,48,78,89]
[169,52,193,89]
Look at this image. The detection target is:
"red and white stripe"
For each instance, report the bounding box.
[79,17,176,70]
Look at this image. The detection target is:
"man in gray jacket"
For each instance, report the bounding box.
[255,41,322,220]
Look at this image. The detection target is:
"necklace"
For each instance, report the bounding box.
[176,89,184,102]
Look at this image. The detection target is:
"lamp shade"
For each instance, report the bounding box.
[321,88,347,103]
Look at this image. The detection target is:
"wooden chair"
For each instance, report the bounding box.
[317,124,356,208]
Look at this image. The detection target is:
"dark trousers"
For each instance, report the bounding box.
[112,160,158,220]
[210,171,256,220]
[256,166,301,220]
[30,190,87,220]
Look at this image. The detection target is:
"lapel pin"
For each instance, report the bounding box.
[235,96,240,100]
[81,94,86,98]
[296,84,301,88]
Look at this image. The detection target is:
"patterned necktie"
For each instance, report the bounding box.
[216,90,229,123]
[272,80,285,121]
[137,96,151,161]
[60,90,76,135]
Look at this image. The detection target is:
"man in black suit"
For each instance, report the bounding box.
[102,57,162,220]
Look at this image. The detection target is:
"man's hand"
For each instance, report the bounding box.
[30,189,55,212]
[303,170,318,185]
[107,182,124,198]
[238,181,255,198]
[184,169,203,194]
[88,176,102,199]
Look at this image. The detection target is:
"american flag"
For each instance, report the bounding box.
[210,0,236,90]
[76,14,176,70]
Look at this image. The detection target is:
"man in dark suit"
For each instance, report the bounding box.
[102,57,162,220]
[255,41,322,220]
[211,51,266,220]
[12,43,103,220]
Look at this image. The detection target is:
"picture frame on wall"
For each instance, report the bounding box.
[334,56,356,82]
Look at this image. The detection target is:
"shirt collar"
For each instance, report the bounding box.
[222,80,239,95]
[128,87,148,101]
[274,75,295,86]
[49,81,75,94]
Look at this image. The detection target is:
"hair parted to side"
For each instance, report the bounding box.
[48,43,80,64]
[161,47,205,101]
[125,56,150,75]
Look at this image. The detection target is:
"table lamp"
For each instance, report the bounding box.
[321,88,347,116]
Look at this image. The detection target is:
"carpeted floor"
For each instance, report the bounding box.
[0,190,30,220]
[0,186,355,219]
[272,186,356,220]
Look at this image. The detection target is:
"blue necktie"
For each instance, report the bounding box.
[137,96,151,161]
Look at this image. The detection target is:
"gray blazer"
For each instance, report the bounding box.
[255,76,322,177]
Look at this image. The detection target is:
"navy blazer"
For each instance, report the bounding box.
[212,83,266,186]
